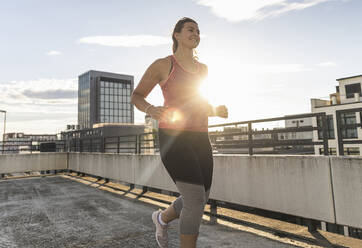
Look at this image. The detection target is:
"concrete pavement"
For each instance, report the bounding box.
[0,176,299,248]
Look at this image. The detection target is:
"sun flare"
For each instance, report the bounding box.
[198,73,226,106]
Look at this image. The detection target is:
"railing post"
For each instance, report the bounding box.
[154,131,158,154]
[336,111,344,155]
[248,122,253,155]
[101,137,105,153]
[307,219,318,232]
[137,134,141,154]
[321,114,329,155]
[117,136,120,154]
[80,139,83,153]
[210,200,218,224]
[142,186,148,194]
[90,138,93,152]
[134,136,138,154]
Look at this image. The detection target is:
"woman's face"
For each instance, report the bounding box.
[175,22,200,49]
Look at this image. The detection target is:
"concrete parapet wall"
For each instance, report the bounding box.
[133,155,177,192]
[330,156,362,229]
[68,153,337,224]
[211,155,335,223]
[68,153,135,183]
[0,153,67,174]
[68,153,178,191]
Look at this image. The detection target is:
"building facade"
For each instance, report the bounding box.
[311,74,362,155]
[279,116,313,140]
[78,70,134,129]
[3,132,57,154]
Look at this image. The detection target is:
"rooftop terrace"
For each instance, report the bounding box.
[1,153,362,247]
[1,175,299,248]
[1,173,362,248]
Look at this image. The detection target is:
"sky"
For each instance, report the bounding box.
[1,0,362,136]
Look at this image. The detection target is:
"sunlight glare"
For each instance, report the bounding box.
[171,109,183,123]
[199,75,223,106]
[197,55,262,124]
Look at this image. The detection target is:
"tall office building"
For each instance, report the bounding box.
[78,70,134,129]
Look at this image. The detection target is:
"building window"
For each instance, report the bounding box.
[345,83,361,98]
[317,115,335,139]
[340,113,357,139]
[319,148,337,155]
[344,147,360,155]
[323,147,361,155]
[99,80,132,124]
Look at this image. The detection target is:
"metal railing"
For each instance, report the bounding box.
[208,112,329,155]
[0,140,38,154]
[62,112,329,155]
[2,111,361,156]
[0,140,66,154]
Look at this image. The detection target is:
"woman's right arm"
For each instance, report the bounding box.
[131,58,169,121]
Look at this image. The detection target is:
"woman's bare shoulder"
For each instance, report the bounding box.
[198,61,208,75]
[151,56,172,71]
[198,61,208,69]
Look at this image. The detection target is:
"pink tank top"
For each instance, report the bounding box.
[158,55,209,132]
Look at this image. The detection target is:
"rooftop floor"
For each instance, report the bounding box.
[0,175,299,248]
[1,174,361,248]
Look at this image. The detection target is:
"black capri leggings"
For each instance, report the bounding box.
[158,128,213,191]
[158,128,214,235]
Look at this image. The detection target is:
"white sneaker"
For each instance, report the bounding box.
[152,210,169,248]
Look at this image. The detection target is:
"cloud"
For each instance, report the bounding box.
[0,78,79,134]
[0,78,78,133]
[5,112,75,122]
[0,78,77,110]
[317,61,337,67]
[23,89,77,99]
[3,113,77,134]
[78,35,171,47]
[46,50,62,56]
[194,0,334,22]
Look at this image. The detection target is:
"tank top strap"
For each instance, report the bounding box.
[169,55,179,72]
[171,54,200,74]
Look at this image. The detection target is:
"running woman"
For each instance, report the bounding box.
[131,17,228,248]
